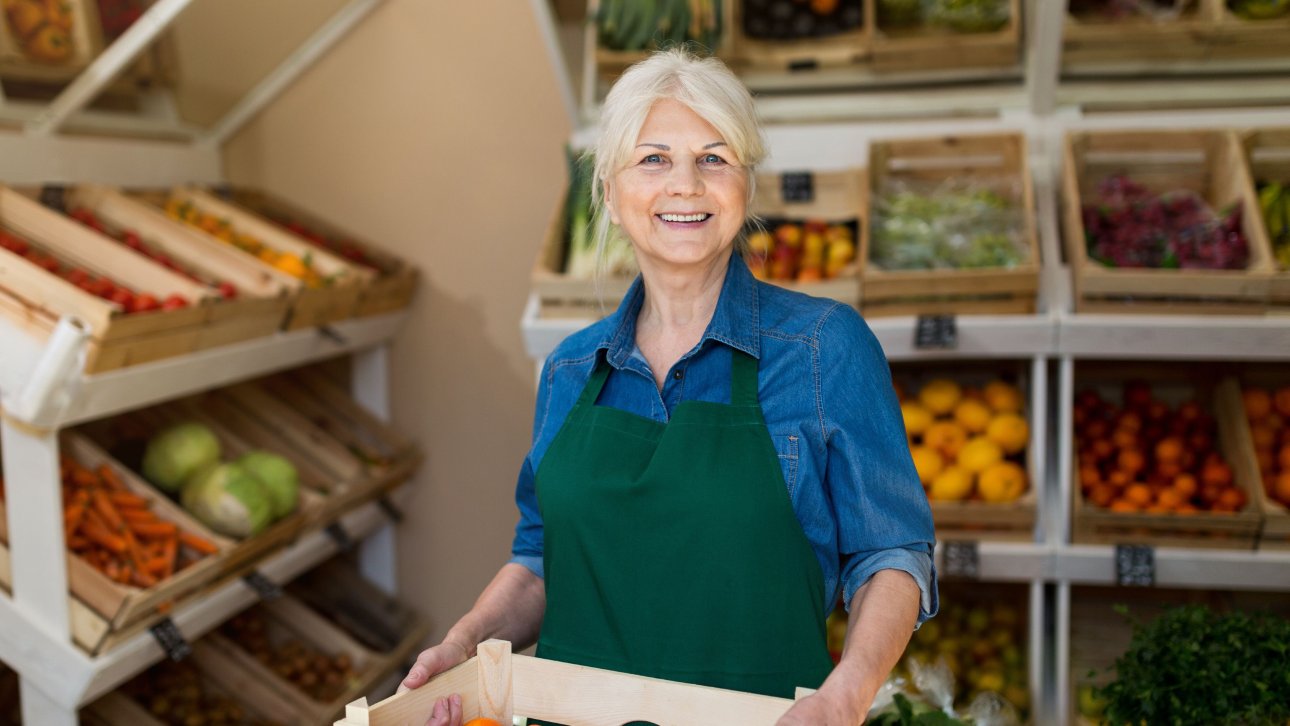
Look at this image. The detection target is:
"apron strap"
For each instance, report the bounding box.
[576,355,613,408]
[730,349,760,407]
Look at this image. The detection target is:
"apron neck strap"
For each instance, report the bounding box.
[578,354,613,407]
[730,349,759,406]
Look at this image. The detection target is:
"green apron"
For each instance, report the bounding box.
[534,349,835,701]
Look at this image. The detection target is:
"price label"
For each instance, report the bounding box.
[242,571,283,600]
[942,540,979,580]
[149,617,192,662]
[914,315,957,350]
[1115,544,1155,587]
[317,325,348,345]
[788,59,819,72]
[40,184,68,212]
[378,495,404,524]
[780,171,815,203]
[326,522,354,552]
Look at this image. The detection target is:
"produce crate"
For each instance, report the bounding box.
[894,361,1038,542]
[221,188,419,317]
[337,639,811,726]
[1062,130,1277,314]
[0,186,223,373]
[1069,362,1264,550]
[0,0,100,83]
[0,433,233,655]
[584,0,735,101]
[1062,0,1219,72]
[85,640,305,726]
[1206,0,1290,62]
[1215,369,1290,550]
[861,133,1040,317]
[290,556,427,656]
[868,0,1022,73]
[1239,127,1290,305]
[730,0,869,72]
[531,189,636,319]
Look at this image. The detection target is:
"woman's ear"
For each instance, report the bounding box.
[603,177,620,226]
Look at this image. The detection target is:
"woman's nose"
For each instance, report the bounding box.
[666,163,703,196]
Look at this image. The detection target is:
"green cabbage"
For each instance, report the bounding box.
[142,422,221,492]
[237,450,299,519]
[180,462,273,538]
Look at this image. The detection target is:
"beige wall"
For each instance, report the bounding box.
[222,1,571,643]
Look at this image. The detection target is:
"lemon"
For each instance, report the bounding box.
[958,436,1004,474]
[919,378,963,416]
[901,401,934,438]
[978,461,1027,503]
[986,413,1030,455]
[929,466,973,501]
[953,398,992,434]
[983,380,1024,414]
[909,445,944,485]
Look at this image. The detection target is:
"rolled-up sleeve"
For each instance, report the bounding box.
[819,306,938,622]
[509,358,554,580]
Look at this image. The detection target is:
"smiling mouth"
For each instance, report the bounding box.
[657,213,712,223]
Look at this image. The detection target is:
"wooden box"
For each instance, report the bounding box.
[0,433,232,655]
[337,639,813,726]
[1206,0,1290,62]
[1069,362,1264,550]
[730,0,869,72]
[861,133,1040,317]
[868,0,1021,73]
[0,0,99,83]
[1239,127,1290,304]
[1062,0,1219,72]
[223,188,420,318]
[0,185,229,373]
[1062,130,1276,314]
[1216,370,1290,550]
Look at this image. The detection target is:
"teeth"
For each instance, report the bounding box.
[660,213,709,223]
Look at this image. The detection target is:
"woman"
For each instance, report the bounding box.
[401,48,937,726]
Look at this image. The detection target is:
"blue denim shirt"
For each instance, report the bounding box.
[511,253,938,621]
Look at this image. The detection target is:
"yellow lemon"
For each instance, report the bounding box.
[958,436,1004,474]
[924,421,968,459]
[902,401,934,438]
[929,466,973,501]
[919,378,962,416]
[909,445,944,485]
[983,381,1024,414]
[986,413,1030,455]
[953,398,993,434]
[978,461,1027,503]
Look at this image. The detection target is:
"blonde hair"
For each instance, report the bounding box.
[588,48,765,280]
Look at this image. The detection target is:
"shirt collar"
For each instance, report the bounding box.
[598,252,762,368]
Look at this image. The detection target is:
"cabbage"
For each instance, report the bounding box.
[180,462,273,538]
[142,422,221,492]
[237,451,299,519]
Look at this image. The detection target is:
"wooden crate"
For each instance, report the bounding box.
[223,188,420,318]
[289,556,426,655]
[868,0,1021,73]
[0,0,100,83]
[337,639,813,726]
[730,0,869,72]
[0,185,233,372]
[584,0,736,98]
[1062,0,1219,71]
[1239,127,1290,304]
[1069,362,1264,550]
[1206,0,1290,62]
[0,433,233,655]
[1215,370,1290,550]
[861,133,1040,317]
[1062,130,1277,314]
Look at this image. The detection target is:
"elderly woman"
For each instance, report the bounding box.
[401,49,937,726]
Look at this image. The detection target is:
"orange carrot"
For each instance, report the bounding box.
[67,536,90,550]
[71,467,99,489]
[63,502,86,539]
[82,518,126,554]
[130,566,157,588]
[121,508,160,527]
[178,531,218,556]
[122,529,149,570]
[159,536,178,579]
[91,489,125,533]
[97,464,127,491]
[130,521,178,539]
[108,490,149,509]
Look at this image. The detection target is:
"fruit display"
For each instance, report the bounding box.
[746,219,857,282]
[1228,0,1290,19]
[876,0,1010,32]
[164,198,329,288]
[269,217,376,271]
[118,658,283,726]
[0,227,188,314]
[595,0,722,52]
[741,0,863,40]
[68,206,239,300]
[1075,380,1247,515]
[2,0,76,64]
[1257,180,1290,269]
[871,179,1029,271]
[897,377,1030,504]
[1239,384,1290,508]
[1081,173,1250,270]
[220,608,360,703]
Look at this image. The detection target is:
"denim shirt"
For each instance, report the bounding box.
[511,253,938,621]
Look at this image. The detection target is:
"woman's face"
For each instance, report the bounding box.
[605,98,748,273]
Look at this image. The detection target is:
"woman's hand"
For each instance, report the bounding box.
[399,640,471,694]
[775,688,863,726]
[423,693,464,726]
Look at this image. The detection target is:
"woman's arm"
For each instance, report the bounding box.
[777,569,921,725]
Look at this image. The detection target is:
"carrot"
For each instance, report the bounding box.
[97,464,127,491]
[63,502,86,539]
[91,489,125,533]
[81,517,127,554]
[178,531,219,556]
[130,521,178,539]
[67,536,90,550]
[122,529,149,570]
[121,508,160,527]
[71,467,99,489]
[159,535,178,579]
[108,490,149,509]
[130,566,157,589]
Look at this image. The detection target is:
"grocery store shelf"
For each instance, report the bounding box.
[1055,311,1290,361]
[1054,545,1290,592]
[933,541,1051,582]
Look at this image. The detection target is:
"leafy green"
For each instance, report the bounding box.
[1098,605,1290,726]
[869,694,970,726]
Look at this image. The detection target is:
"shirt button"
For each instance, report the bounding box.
[673,370,684,381]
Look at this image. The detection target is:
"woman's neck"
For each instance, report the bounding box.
[634,255,730,389]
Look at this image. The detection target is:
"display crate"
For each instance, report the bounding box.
[0,433,233,655]
[222,188,420,318]
[0,0,100,83]
[1062,0,1218,71]
[1239,127,1290,305]
[1216,370,1290,550]
[861,133,1040,317]
[730,0,868,72]
[1207,0,1290,62]
[868,0,1021,73]
[584,0,735,97]
[1062,129,1276,314]
[289,556,427,656]
[893,361,1037,542]
[0,186,226,373]
[1069,362,1264,550]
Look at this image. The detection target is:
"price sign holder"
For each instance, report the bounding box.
[780,171,815,203]
[914,315,957,350]
[39,184,68,213]
[1115,544,1155,587]
[326,522,355,553]
[942,540,980,580]
[378,495,404,523]
[149,617,192,662]
[242,571,283,600]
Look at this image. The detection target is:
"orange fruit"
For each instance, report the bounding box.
[1079,465,1101,490]
[1107,470,1131,489]
[978,461,1027,503]
[1275,386,1290,418]
[958,437,1004,474]
[1091,439,1115,462]
[1111,428,1138,450]
[1124,483,1153,507]
[1251,424,1277,451]
[909,445,945,485]
[1274,471,1290,505]
[1218,488,1247,511]
[464,720,503,726]
[1155,461,1183,481]
[919,379,963,416]
[924,421,968,459]
[901,402,935,438]
[1243,388,1273,421]
[983,381,1024,414]
[1089,484,1115,508]
[1154,437,1183,464]
[984,413,1029,456]
[1156,488,1185,510]
[954,399,993,434]
[929,466,973,502]
[1117,448,1146,476]
[1172,473,1198,498]
[1278,445,1290,470]
[1109,498,1139,513]
[1201,461,1233,489]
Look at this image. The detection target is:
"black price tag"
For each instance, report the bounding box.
[942,540,979,580]
[149,617,192,662]
[40,184,68,212]
[788,59,819,72]
[318,325,348,345]
[378,495,404,524]
[242,571,283,600]
[1115,544,1155,587]
[326,522,354,552]
[914,315,957,350]
[780,171,815,203]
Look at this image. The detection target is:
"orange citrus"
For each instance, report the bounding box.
[954,398,993,434]
[919,379,963,416]
[986,413,1029,455]
[958,436,1004,474]
[1243,388,1273,421]
[978,461,1027,503]
[1275,386,1290,418]
[924,421,968,459]
[909,445,944,485]
[983,381,1023,414]
[1124,483,1153,508]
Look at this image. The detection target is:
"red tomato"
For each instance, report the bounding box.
[217,281,237,299]
[109,288,135,311]
[65,268,90,286]
[123,231,144,250]
[90,278,116,299]
[134,293,160,312]
[161,294,188,311]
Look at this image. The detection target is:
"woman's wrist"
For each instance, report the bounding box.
[818,660,878,723]
[441,630,477,660]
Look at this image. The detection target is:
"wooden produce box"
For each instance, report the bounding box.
[1069,362,1264,550]
[584,0,735,101]
[0,186,223,373]
[290,556,427,656]
[0,0,100,83]
[1215,369,1290,550]
[337,640,812,726]
[868,0,1021,73]
[861,133,1040,317]
[1062,130,1276,314]
[1062,0,1219,72]
[222,187,420,318]
[1202,0,1290,63]
[894,361,1038,542]
[0,433,233,655]
[1239,127,1290,305]
[730,0,868,72]
[531,187,635,320]
[85,640,305,726]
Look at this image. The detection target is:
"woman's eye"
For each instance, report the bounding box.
[701,154,726,165]
[642,154,664,164]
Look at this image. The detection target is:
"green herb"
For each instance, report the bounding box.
[868,694,969,726]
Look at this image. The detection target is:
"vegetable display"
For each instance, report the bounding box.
[1228,0,1290,19]
[875,0,1010,32]
[1069,0,1196,21]
[2,0,75,63]
[741,0,864,40]
[596,0,722,53]
[560,148,635,280]
[120,658,282,726]
[1257,180,1290,269]
[1081,173,1250,270]
[746,219,857,283]
[1240,385,1290,508]
[165,198,329,288]
[221,608,359,702]
[871,179,1029,271]
[274,217,376,271]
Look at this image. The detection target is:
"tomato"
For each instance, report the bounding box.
[123,231,144,250]
[217,281,238,299]
[161,294,189,311]
[109,288,135,311]
[133,293,160,313]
